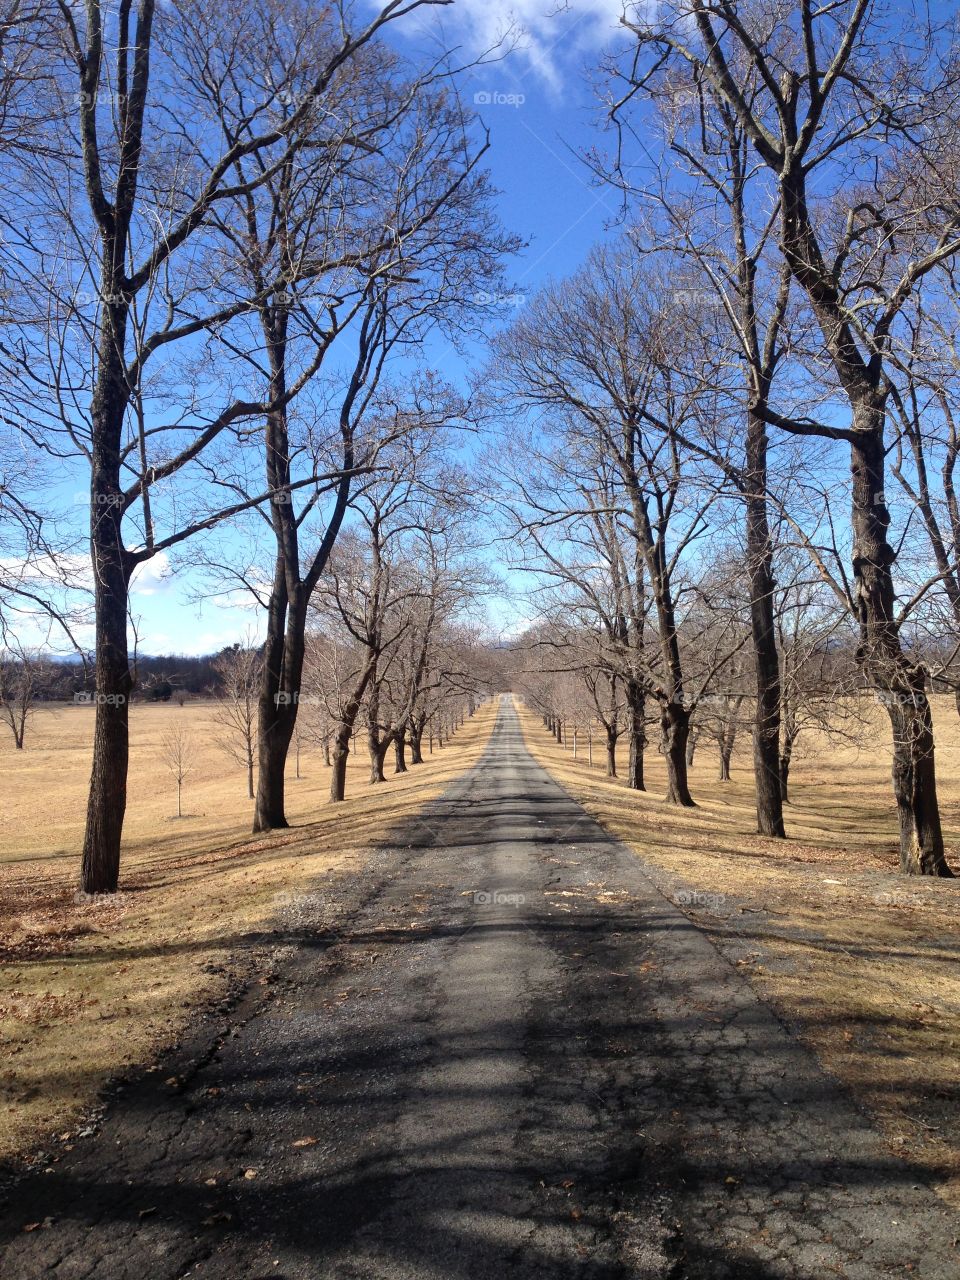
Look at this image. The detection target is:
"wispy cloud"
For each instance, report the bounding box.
[130,552,173,598]
[408,0,627,92]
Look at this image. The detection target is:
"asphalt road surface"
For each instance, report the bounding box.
[1,696,957,1279]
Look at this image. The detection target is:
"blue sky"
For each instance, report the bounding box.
[60,2,634,656]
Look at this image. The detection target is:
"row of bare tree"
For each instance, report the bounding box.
[211,436,496,802]
[0,0,515,891]
[480,0,960,878]
[509,571,863,811]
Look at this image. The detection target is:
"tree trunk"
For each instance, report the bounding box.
[327,660,376,804]
[80,429,134,895]
[661,702,694,806]
[246,747,254,800]
[779,754,791,805]
[745,406,786,837]
[394,735,407,774]
[685,729,698,768]
[719,750,731,782]
[881,677,950,875]
[409,726,424,764]
[625,678,646,790]
[369,736,389,783]
[781,176,950,875]
[253,558,295,832]
[849,422,952,875]
[330,739,349,803]
[605,731,617,777]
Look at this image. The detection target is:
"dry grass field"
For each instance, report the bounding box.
[0,698,496,1165]
[518,695,960,1209]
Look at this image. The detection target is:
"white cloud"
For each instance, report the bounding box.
[129,552,173,597]
[406,0,627,91]
[0,552,92,590]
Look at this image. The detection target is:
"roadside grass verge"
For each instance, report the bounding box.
[516,697,960,1208]
[0,701,495,1163]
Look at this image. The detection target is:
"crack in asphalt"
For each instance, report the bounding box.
[0,696,957,1278]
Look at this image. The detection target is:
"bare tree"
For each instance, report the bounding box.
[599,49,795,835]
[888,300,960,712]
[211,641,262,799]
[160,719,194,819]
[774,560,863,803]
[0,0,465,894]
[616,0,960,873]
[492,244,745,805]
[0,643,48,748]
[186,22,515,833]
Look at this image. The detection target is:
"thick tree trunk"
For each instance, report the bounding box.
[255,708,295,828]
[253,572,303,832]
[410,722,424,764]
[330,739,349,803]
[394,735,407,774]
[880,676,950,875]
[369,735,389,783]
[625,678,646,791]
[719,750,731,782]
[80,356,134,895]
[849,423,953,875]
[661,702,694,806]
[80,553,132,893]
[605,731,617,777]
[745,407,786,837]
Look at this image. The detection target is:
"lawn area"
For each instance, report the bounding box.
[0,699,496,1163]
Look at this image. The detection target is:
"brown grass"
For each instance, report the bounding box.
[516,695,960,1208]
[0,699,496,1162]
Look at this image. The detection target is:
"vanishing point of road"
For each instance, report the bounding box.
[1,696,957,1278]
